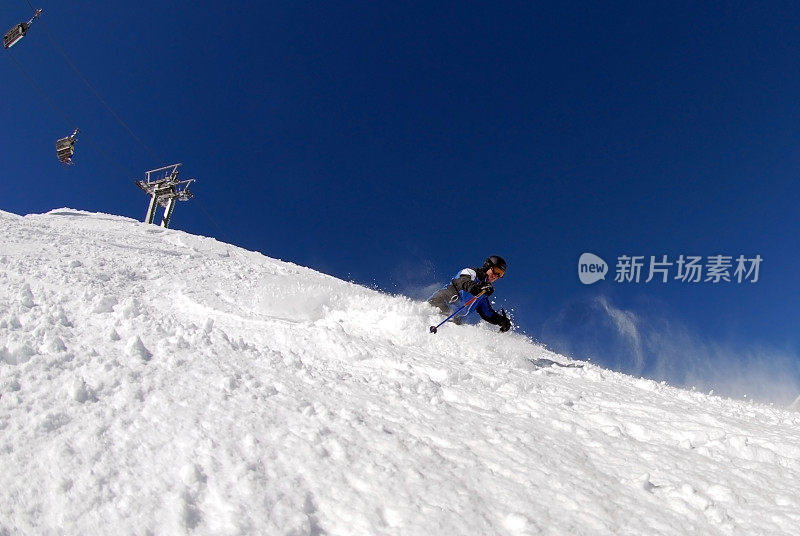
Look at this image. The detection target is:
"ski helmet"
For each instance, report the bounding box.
[484,255,507,273]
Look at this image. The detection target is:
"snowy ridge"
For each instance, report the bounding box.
[1,209,799,535]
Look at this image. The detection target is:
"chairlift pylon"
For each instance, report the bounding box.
[3,9,42,49]
[56,128,79,165]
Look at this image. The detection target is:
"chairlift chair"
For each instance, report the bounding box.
[3,9,42,49]
[4,24,27,49]
[56,128,79,165]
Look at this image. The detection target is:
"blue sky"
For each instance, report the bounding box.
[3,1,799,401]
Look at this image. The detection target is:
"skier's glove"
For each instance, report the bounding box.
[495,309,511,333]
[470,282,494,297]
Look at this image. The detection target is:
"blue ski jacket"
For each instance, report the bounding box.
[430,267,502,324]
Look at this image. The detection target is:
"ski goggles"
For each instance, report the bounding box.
[490,267,505,278]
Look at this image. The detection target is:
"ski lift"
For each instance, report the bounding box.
[56,128,79,165]
[3,9,42,49]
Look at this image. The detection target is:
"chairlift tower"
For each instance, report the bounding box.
[135,163,195,228]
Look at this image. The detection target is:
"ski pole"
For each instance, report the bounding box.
[429,290,485,334]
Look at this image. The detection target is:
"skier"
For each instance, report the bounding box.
[428,255,512,332]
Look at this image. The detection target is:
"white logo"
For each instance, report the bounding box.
[579,253,608,285]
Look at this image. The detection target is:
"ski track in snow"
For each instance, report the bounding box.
[1,208,800,535]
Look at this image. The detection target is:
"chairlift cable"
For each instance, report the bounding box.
[4,49,73,126]
[194,197,237,246]
[22,0,163,164]
[4,52,137,176]
[15,2,218,234]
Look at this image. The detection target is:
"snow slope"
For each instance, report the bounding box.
[1,209,799,535]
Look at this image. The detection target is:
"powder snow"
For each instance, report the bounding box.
[1,209,799,535]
